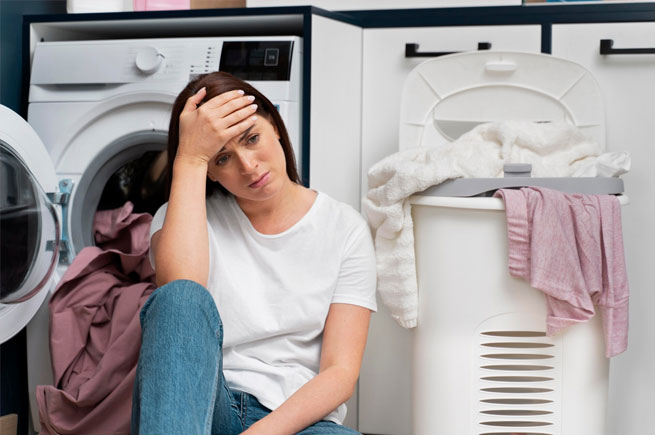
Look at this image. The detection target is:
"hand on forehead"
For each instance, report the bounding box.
[200,89,249,109]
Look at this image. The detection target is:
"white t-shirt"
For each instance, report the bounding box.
[149,190,377,424]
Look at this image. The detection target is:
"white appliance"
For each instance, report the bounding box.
[399,51,626,434]
[0,35,302,431]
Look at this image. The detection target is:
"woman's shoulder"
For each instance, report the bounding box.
[313,192,374,260]
[315,191,369,232]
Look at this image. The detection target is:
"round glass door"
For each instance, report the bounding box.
[0,141,60,304]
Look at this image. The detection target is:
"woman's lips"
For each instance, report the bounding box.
[249,172,270,188]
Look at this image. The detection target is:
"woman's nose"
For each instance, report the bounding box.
[238,151,257,173]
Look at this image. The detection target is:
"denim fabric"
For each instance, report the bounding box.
[131,280,361,435]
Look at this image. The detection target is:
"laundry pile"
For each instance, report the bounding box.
[363,121,630,331]
[36,201,156,434]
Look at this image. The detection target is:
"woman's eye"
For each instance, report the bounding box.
[246,134,259,145]
[216,155,229,166]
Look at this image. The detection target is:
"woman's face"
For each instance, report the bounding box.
[206,116,288,201]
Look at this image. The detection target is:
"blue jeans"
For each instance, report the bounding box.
[131,280,360,435]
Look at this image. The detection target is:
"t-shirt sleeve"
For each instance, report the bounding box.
[148,202,168,269]
[331,221,378,312]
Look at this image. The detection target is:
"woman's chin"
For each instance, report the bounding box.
[234,180,282,202]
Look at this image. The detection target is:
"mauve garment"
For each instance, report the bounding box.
[494,187,629,357]
[36,201,156,434]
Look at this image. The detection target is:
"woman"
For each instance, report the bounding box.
[131,72,377,435]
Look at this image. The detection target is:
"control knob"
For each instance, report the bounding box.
[135,47,165,74]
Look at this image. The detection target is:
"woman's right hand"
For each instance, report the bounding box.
[175,88,259,165]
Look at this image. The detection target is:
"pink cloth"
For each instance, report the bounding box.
[36,202,156,434]
[494,187,629,357]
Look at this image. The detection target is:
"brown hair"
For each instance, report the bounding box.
[166,71,300,197]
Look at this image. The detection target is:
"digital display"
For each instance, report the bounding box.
[219,41,293,81]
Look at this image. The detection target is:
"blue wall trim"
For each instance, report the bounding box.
[343,4,655,27]
[2,0,66,115]
[23,5,358,26]
[302,12,312,187]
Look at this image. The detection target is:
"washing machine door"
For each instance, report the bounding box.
[0,105,60,344]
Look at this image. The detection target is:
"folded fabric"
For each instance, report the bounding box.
[36,201,156,434]
[362,121,630,328]
[494,187,629,357]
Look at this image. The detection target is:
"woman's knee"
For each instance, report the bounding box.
[140,279,221,330]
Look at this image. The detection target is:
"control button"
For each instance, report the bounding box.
[135,47,165,74]
[264,48,279,66]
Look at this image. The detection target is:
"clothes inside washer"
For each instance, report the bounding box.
[36,201,155,434]
[97,150,168,216]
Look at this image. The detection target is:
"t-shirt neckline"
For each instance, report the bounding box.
[230,190,322,238]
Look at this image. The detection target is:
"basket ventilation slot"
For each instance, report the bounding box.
[475,327,562,435]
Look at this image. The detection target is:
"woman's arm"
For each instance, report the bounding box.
[153,156,211,287]
[242,303,371,435]
[154,88,258,287]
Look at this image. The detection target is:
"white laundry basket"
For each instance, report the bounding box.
[394,50,628,435]
[410,192,628,435]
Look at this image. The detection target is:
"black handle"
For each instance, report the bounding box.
[405,42,491,58]
[600,39,655,55]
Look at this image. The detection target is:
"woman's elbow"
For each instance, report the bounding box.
[344,383,356,402]
[338,367,359,401]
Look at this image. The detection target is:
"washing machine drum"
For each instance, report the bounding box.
[0,105,60,344]
[65,131,168,256]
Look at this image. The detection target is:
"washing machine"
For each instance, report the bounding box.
[0,35,302,432]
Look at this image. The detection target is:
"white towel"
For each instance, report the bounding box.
[362,121,630,328]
